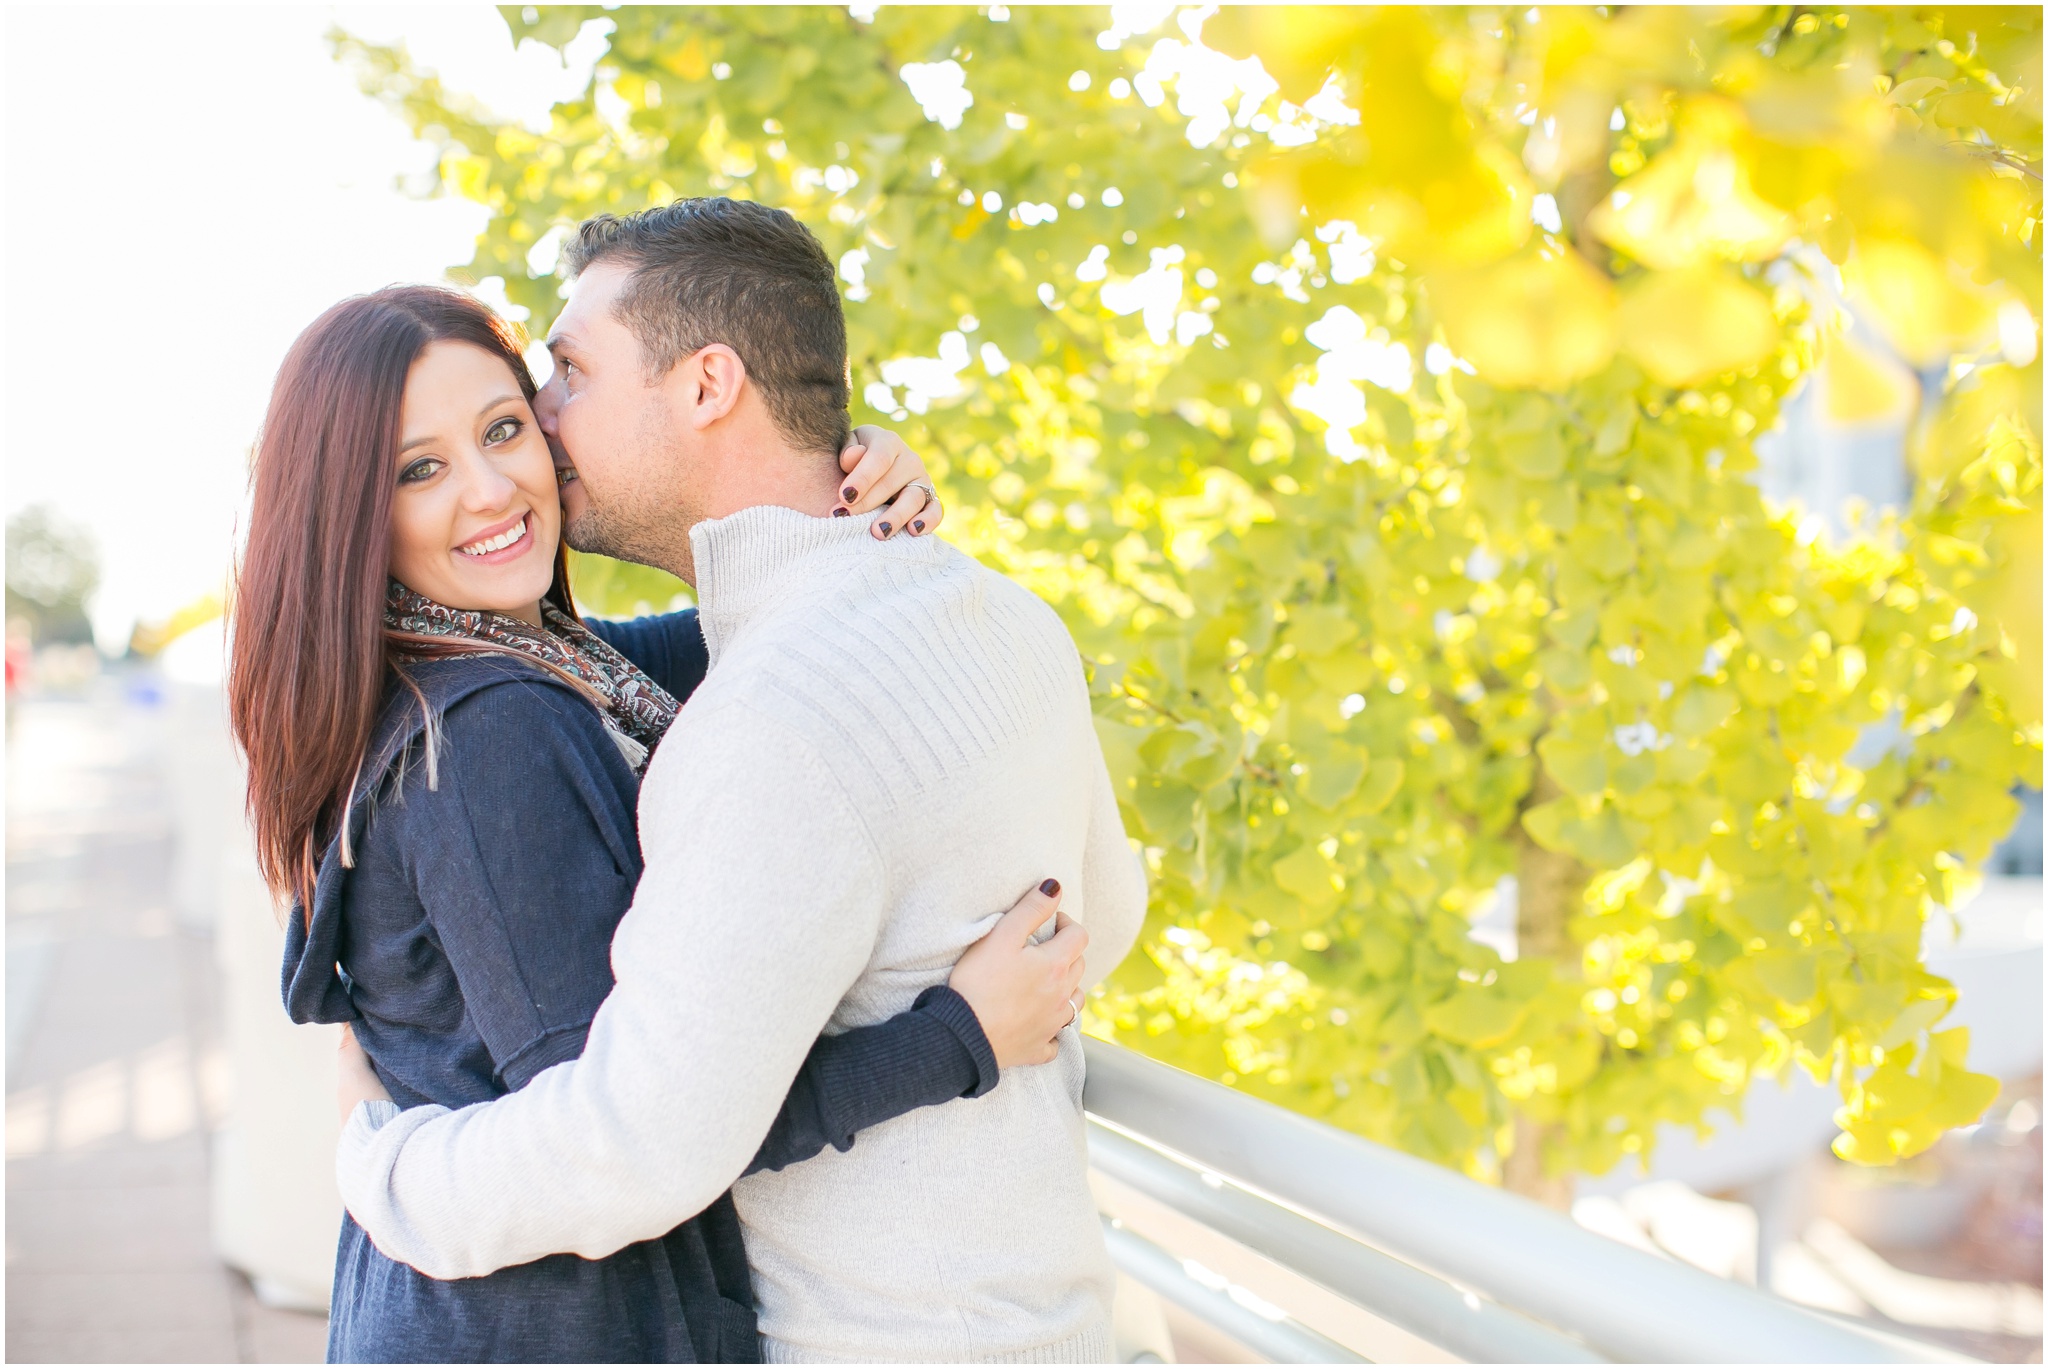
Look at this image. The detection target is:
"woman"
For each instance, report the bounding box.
[227,285,1088,1363]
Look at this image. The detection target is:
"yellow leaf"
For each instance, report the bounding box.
[1976,492,2043,727]
[1242,10,1531,266]
[1842,238,2000,368]
[1821,326,1917,424]
[1617,264,1779,387]
[1431,249,1617,390]
[1876,996,1952,1051]
[1200,6,1363,102]
[1587,99,1791,270]
[661,34,710,82]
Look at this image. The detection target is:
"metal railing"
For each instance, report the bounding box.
[1084,1039,1965,1364]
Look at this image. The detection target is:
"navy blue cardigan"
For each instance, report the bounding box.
[282,610,998,1363]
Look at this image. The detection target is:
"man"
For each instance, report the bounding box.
[336,197,1148,1362]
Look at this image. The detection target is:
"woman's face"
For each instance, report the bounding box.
[388,341,561,624]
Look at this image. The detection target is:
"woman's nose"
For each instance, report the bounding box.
[458,456,519,511]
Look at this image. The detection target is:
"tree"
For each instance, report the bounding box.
[338,5,2040,1191]
[7,505,99,647]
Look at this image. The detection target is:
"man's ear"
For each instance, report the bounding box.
[679,344,747,431]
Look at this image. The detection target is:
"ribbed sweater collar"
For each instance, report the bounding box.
[690,503,883,664]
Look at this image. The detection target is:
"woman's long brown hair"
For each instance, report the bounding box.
[228,286,575,913]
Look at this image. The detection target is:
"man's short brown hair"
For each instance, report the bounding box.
[562,198,850,454]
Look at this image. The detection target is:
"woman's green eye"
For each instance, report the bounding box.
[398,458,439,486]
[484,416,522,446]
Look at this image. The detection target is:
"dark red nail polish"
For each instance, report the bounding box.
[832,506,849,517]
[878,521,892,536]
[912,520,925,533]
[843,485,859,502]
[1039,878,1060,897]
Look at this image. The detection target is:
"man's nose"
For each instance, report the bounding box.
[534,376,562,436]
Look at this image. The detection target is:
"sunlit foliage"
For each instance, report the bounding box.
[339,5,2040,1184]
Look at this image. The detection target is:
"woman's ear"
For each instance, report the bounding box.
[683,344,748,431]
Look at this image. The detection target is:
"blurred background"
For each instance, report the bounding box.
[5,4,2041,1363]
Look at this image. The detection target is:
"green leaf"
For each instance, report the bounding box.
[1356,758,1406,814]
[1560,805,1636,867]
[1130,776,1198,843]
[1521,797,1574,853]
[1593,399,1638,458]
[1094,717,1147,787]
[1272,844,1341,910]
[1287,604,1361,657]
[1752,949,1819,1004]
[1422,988,1529,1048]
[1538,732,1607,796]
[1502,428,1566,480]
[1299,752,1367,810]
[1670,684,1737,739]
[1721,880,1805,939]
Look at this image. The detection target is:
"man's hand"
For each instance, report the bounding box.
[338,1023,392,1124]
[947,878,1089,1068]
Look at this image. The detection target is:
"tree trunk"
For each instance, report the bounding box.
[1502,1116,1576,1211]
[1505,769,1587,1211]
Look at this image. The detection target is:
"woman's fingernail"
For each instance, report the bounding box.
[878,521,892,536]
[912,520,925,533]
[842,485,859,502]
[1039,877,1061,897]
[832,506,850,517]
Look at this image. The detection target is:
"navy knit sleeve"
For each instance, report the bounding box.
[744,986,1000,1176]
[585,609,709,702]
[394,678,644,1092]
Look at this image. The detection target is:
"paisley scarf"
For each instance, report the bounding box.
[384,580,679,771]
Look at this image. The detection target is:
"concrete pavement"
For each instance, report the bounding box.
[7,681,329,1363]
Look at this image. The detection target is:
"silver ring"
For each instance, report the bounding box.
[1065,999,1080,1029]
[908,482,939,508]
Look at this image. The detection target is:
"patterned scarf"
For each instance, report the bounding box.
[383,580,679,771]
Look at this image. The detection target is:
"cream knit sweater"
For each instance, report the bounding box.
[336,505,1147,1362]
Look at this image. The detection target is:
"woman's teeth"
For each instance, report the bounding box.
[459,516,528,557]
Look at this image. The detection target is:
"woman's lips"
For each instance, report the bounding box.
[455,511,534,564]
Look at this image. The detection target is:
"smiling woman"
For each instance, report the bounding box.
[227,286,575,906]
[386,341,563,628]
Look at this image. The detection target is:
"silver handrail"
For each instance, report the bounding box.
[1083,1038,1959,1364]
[1090,1120,1603,1363]
[1101,1217,1369,1364]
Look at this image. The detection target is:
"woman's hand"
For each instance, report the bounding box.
[836,425,944,540]
[337,1023,391,1124]
[948,878,1089,1069]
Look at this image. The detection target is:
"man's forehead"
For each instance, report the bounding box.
[550,261,633,344]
